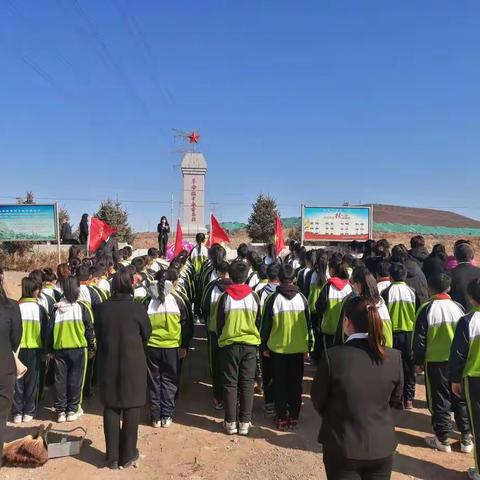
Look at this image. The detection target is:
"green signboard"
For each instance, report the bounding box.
[0,204,58,241]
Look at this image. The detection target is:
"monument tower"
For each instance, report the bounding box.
[181,131,207,238]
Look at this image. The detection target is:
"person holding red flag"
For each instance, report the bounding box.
[88,218,118,255]
[274,216,285,258]
[208,214,230,247]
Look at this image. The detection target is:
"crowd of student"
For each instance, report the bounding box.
[2,233,480,478]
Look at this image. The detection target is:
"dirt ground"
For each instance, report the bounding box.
[1,272,475,480]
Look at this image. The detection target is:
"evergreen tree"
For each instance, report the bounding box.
[246,194,280,243]
[95,200,134,244]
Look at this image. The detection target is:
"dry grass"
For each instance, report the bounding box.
[0,250,69,272]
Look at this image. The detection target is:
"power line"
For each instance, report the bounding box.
[110,0,173,108]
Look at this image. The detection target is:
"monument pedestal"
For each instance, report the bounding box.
[181,152,207,241]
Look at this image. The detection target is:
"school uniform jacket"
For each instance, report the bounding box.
[449,308,480,382]
[381,282,419,333]
[18,298,49,350]
[49,300,95,353]
[190,245,209,273]
[316,278,353,336]
[201,278,233,333]
[79,283,103,306]
[412,294,464,365]
[216,284,261,348]
[147,293,192,349]
[261,285,313,354]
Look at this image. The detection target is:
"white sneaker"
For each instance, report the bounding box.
[238,422,251,436]
[223,421,238,435]
[425,435,451,453]
[57,412,66,423]
[462,434,474,454]
[152,420,161,428]
[161,417,173,428]
[22,414,34,423]
[66,412,79,422]
[468,467,480,480]
[13,414,22,424]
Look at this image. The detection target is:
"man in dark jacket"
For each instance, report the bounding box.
[409,235,430,267]
[450,243,480,311]
[60,218,74,244]
[392,245,428,305]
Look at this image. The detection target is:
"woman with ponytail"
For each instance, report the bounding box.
[311,296,403,480]
[336,267,393,348]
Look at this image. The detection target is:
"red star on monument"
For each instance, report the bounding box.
[187,131,200,143]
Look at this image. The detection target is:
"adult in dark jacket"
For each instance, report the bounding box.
[157,216,170,258]
[422,244,447,282]
[311,296,403,480]
[94,270,152,470]
[408,235,429,267]
[450,243,480,311]
[79,213,89,245]
[392,245,428,304]
[0,268,22,457]
[60,218,74,244]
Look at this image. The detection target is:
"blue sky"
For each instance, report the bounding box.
[1,1,480,231]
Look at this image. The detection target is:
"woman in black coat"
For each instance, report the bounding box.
[79,213,89,245]
[0,268,22,457]
[422,243,447,282]
[311,296,403,480]
[94,270,152,470]
[157,216,170,258]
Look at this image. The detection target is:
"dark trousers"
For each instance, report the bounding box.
[158,235,168,257]
[464,377,480,473]
[425,362,470,440]
[54,348,87,413]
[207,332,223,402]
[392,332,415,402]
[310,315,322,364]
[220,344,257,423]
[12,348,42,416]
[146,347,179,420]
[103,406,141,465]
[82,354,96,400]
[323,447,393,480]
[0,372,16,454]
[271,352,304,420]
[262,354,274,404]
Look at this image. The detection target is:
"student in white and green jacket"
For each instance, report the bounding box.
[382,262,420,409]
[201,261,232,409]
[261,264,312,430]
[146,269,192,429]
[449,278,480,480]
[315,259,352,352]
[190,233,209,274]
[412,273,471,454]
[50,276,95,423]
[216,261,261,436]
[12,277,49,424]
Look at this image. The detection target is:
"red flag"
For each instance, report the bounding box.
[174,219,183,257]
[274,216,285,256]
[88,217,118,254]
[208,214,230,246]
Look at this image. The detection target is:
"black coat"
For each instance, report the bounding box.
[450,263,480,311]
[405,258,428,304]
[60,223,73,243]
[94,294,152,409]
[0,299,22,378]
[409,247,429,266]
[422,255,446,282]
[311,339,403,461]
